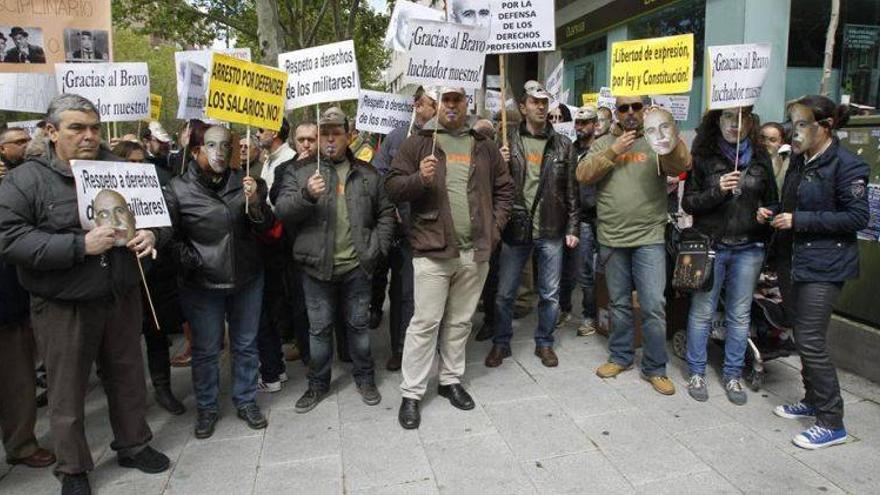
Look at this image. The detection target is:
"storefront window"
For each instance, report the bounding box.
[628,0,706,74]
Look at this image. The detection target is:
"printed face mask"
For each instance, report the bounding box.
[203,127,231,173]
[93,189,135,247]
[644,109,679,155]
[596,112,612,136]
[789,104,821,155]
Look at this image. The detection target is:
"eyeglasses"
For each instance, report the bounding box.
[616,102,644,113]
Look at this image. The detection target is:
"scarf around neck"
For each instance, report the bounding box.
[718,136,752,169]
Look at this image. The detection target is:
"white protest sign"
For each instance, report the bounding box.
[6,120,43,137]
[487,0,556,54]
[598,87,615,110]
[546,60,564,99]
[402,20,488,90]
[55,63,150,122]
[706,43,772,110]
[175,48,251,102]
[384,0,445,53]
[651,95,690,121]
[278,40,360,110]
[71,160,171,231]
[486,74,501,89]
[553,122,577,142]
[177,61,208,120]
[0,73,57,113]
[485,89,502,114]
[355,91,414,135]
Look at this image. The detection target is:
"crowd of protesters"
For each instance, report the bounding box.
[0,79,869,494]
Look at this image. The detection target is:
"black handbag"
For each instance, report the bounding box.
[502,152,548,246]
[671,228,716,293]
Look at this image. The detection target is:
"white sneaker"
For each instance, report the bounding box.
[577,319,597,336]
[258,378,282,393]
[279,372,289,383]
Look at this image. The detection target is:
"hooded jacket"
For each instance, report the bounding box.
[0,147,171,301]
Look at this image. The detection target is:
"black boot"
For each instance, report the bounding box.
[154,384,186,415]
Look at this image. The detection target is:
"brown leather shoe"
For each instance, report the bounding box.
[535,346,558,367]
[484,345,511,368]
[7,448,56,468]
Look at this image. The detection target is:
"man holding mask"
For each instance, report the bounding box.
[387,87,513,429]
[577,96,691,396]
[0,94,171,494]
[275,107,395,414]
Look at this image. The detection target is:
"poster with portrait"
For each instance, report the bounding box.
[384,0,445,53]
[63,28,110,63]
[0,0,112,73]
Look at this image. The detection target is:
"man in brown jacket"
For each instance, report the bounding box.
[386,86,514,430]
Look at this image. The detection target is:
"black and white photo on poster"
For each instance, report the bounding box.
[0,26,46,64]
[64,29,110,63]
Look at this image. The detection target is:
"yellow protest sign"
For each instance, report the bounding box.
[582,93,598,106]
[610,33,693,96]
[149,94,162,121]
[205,53,287,130]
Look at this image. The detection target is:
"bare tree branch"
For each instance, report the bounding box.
[345,0,361,39]
[332,0,343,41]
[305,1,333,47]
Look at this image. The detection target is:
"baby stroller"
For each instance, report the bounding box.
[665,215,795,391]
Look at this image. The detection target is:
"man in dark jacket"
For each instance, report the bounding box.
[369,86,436,370]
[4,27,46,63]
[0,94,172,495]
[485,80,580,369]
[0,130,55,471]
[275,107,395,414]
[386,87,514,430]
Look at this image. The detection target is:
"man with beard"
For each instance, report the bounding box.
[0,94,170,494]
[258,118,295,193]
[578,96,691,396]
[141,121,174,176]
[370,86,436,371]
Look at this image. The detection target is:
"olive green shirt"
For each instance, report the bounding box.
[521,136,547,233]
[436,133,474,249]
[332,160,359,275]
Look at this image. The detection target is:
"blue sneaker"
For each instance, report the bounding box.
[792,425,848,449]
[774,401,816,419]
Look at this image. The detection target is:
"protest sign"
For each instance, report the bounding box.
[177,61,208,120]
[858,183,880,241]
[6,120,42,137]
[0,72,56,112]
[278,40,360,110]
[553,122,577,142]
[582,93,598,106]
[651,95,690,121]
[610,33,693,96]
[70,160,171,232]
[0,0,112,74]
[486,75,501,89]
[485,89,502,114]
[148,94,162,121]
[486,0,555,54]
[205,53,287,130]
[706,43,772,110]
[355,90,414,135]
[175,48,251,97]
[55,63,150,122]
[402,20,489,90]
[546,60,564,99]
[597,87,616,110]
[384,0,445,53]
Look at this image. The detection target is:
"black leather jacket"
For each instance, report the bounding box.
[165,163,275,290]
[682,147,777,245]
[505,122,579,238]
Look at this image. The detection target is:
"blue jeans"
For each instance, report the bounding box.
[180,273,264,411]
[493,237,564,349]
[601,243,668,376]
[560,221,598,321]
[686,243,764,379]
[302,268,375,390]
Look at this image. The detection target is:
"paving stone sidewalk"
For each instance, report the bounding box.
[2,303,879,494]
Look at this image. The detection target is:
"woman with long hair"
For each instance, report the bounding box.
[682,106,777,405]
[758,95,869,449]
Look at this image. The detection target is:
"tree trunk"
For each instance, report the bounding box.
[820,0,840,96]
[256,0,285,65]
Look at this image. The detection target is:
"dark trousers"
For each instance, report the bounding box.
[387,240,414,356]
[481,247,501,327]
[142,254,184,389]
[0,319,39,461]
[257,252,289,382]
[285,261,311,363]
[31,286,152,475]
[781,277,845,430]
[302,268,375,390]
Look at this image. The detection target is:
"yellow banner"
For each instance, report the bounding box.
[205,53,287,130]
[610,33,694,96]
[149,94,162,121]
[582,93,598,106]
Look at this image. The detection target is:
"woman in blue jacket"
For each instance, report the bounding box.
[758,95,870,450]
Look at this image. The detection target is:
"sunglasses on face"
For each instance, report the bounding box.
[616,102,644,113]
